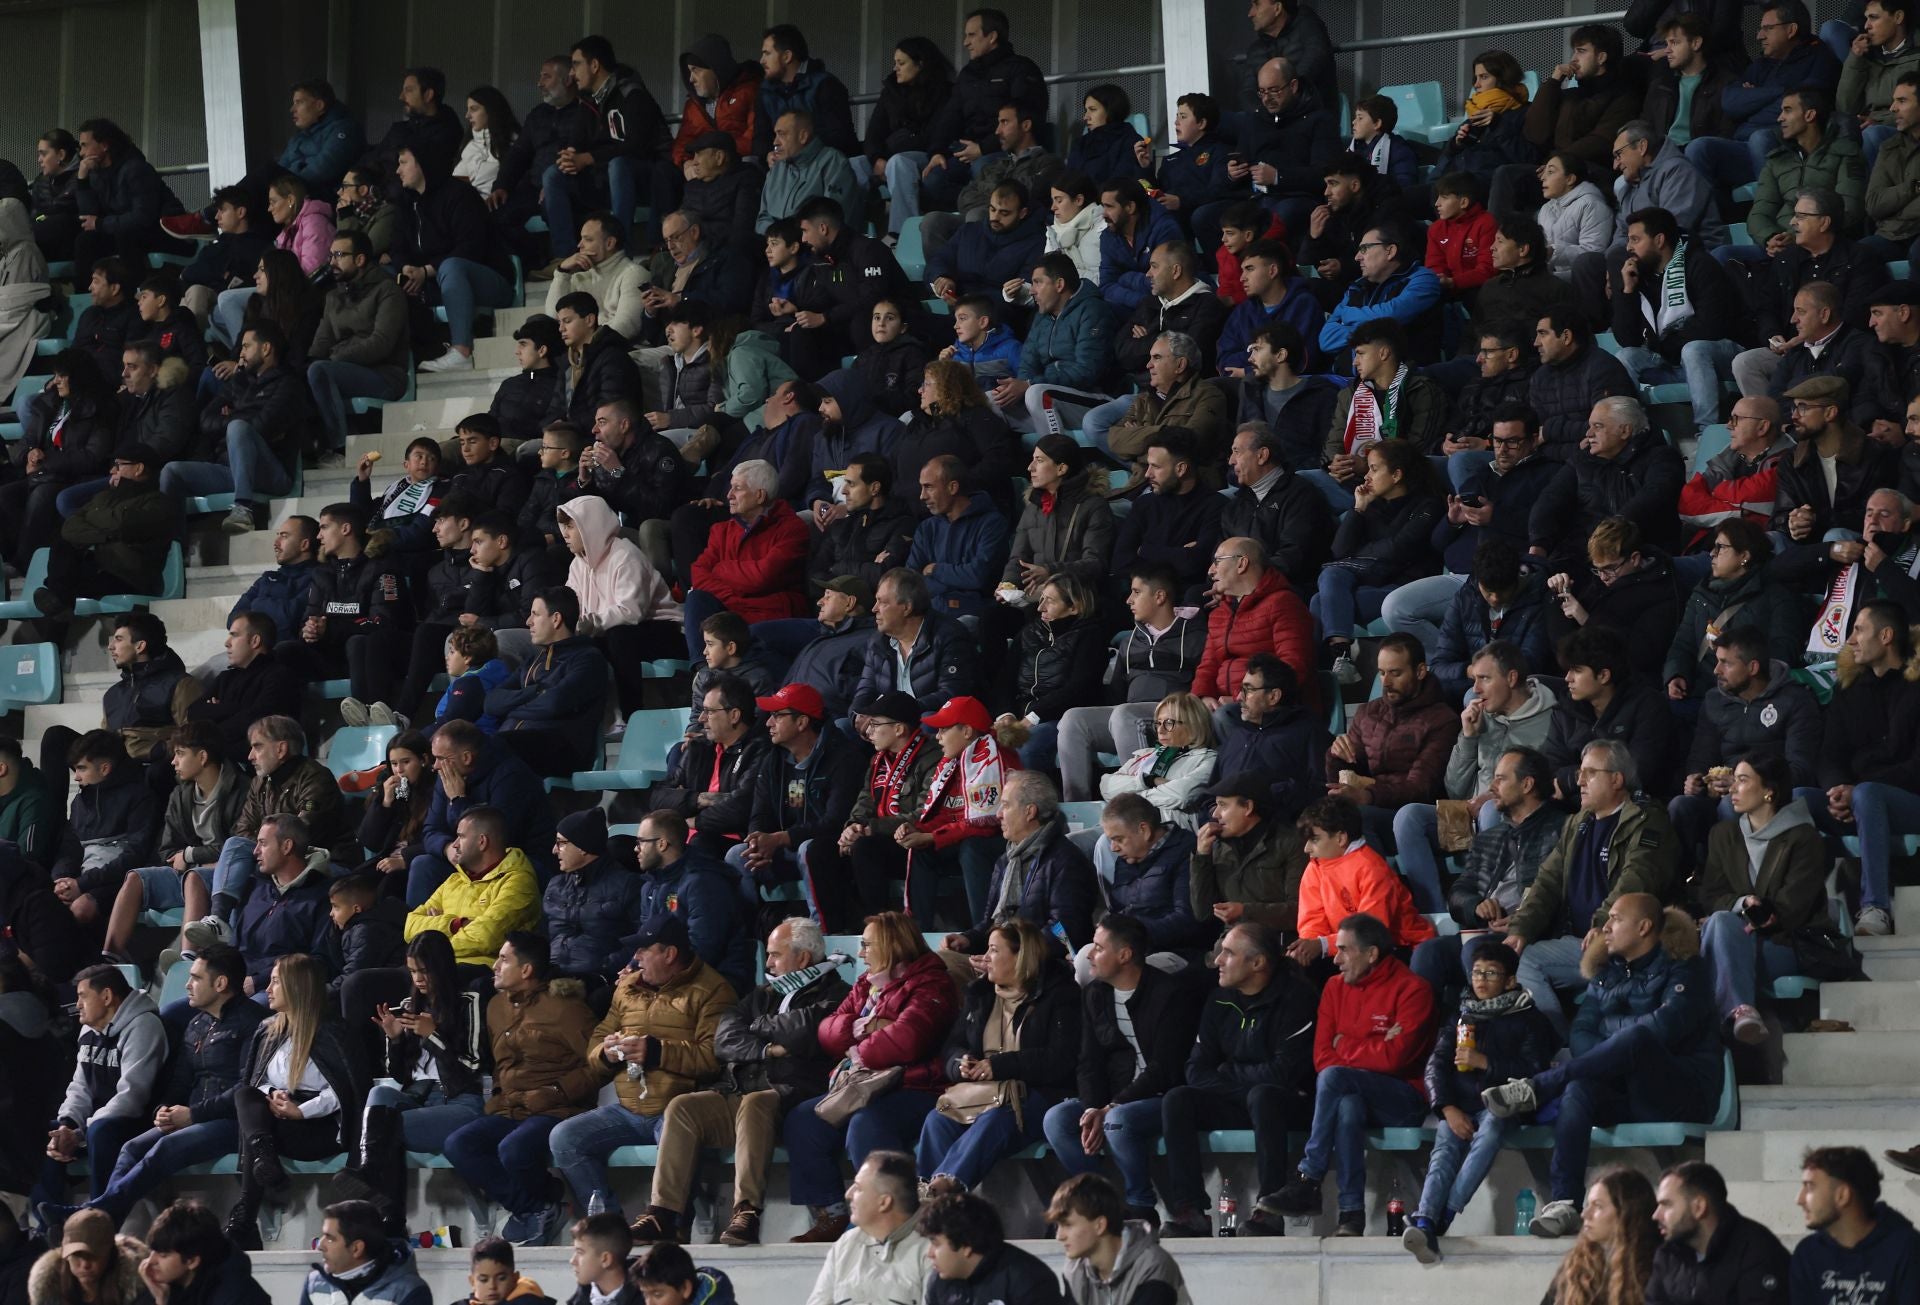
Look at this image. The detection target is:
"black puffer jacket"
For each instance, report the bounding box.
[1218,468,1336,588]
[1663,570,1807,689]
[195,363,311,466]
[394,172,513,281]
[18,393,115,483]
[1531,429,1687,557]
[1528,342,1636,460]
[1185,967,1319,1094]
[852,610,978,713]
[1446,362,1536,446]
[1328,491,1445,587]
[119,375,199,465]
[863,68,951,159]
[198,1017,368,1151]
[567,64,673,162]
[73,148,185,238]
[162,996,269,1113]
[488,366,559,443]
[1547,550,1684,681]
[940,958,1082,1098]
[1424,987,1559,1112]
[304,551,411,633]
[1644,1205,1791,1305]
[1003,613,1105,723]
[382,988,487,1100]
[889,406,1022,518]
[1540,680,1677,799]
[958,814,1099,952]
[451,454,532,518]
[925,1244,1067,1305]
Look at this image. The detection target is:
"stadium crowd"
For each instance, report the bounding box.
[4,2,1920,1302]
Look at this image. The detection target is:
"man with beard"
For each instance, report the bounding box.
[306,231,411,458]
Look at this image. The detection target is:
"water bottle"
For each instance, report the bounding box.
[1515,1188,1537,1236]
[1217,1178,1238,1237]
[587,1192,608,1218]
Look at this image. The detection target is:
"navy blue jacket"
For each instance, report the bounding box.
[419,739,555,876]
[904,494,1013,617]
[73,150,184,238]
[1571,942,1723,1106]
[1105,825,1208,953]
[485,634,609,740]
[233,861,335,990]
[851,609,977,714]
[1154,132,1243,210]
[746,726,866,852]
[1790,1203,1920,1305]
[1723,42,1843,138]
[1242,89,1342,199]
[636,851,752,995]
[1099,206,1186,312]
[1212,703,1328,821]
[162,994,269,1112]
[277,104,366,192]
[544,858,646,979]
[1217,283,1326,372]
[785,616,877,721]
[1428,572,1556,702]
[924,210,1048,300]
[753,60,859,160]
[958,815,1098,952]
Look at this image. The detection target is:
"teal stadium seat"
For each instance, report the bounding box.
[555,708,683,792]
[0,642,61,708]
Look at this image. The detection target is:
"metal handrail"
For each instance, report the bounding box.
[156,163,209,177]
[1336,10,1629,52]
[843,63,1165,107]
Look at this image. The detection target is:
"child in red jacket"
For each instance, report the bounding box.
[1214,199,1288,305]
[1425,173,1498,298]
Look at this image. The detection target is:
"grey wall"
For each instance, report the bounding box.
[0,0,209,206]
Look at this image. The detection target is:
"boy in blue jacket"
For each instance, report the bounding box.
[1404,938,1558,1262]
[429,625,512,734]
[1150,92,1245,252]
[944,295,1025,387]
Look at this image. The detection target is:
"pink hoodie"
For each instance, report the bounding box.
[559,495,681,635]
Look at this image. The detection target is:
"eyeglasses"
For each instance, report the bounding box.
[1237,681,1275,696]
[1706,542,1738,555]
[1576,766,1619,781]
[693,706,732,717]
[1153,718,1183,731]
[1353,241,1384,254]
[1469,968,1509,981]
[1489,434,1531,447]
[1590,559,1632,580]
[1210,553,1244,565]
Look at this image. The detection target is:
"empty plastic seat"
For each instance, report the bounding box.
[0,642,61,709]
[559,708,684,791]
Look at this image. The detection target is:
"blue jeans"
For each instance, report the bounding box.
[915,1091,1054,1189]
[1516,934,1588,1041]
[370,1082,485,1152]
[1298,1066,1428,1212]
[88,1119,238,1220]
[55,476,110,518]
[1533,1023,1718,1201]
[405,853,455,909]
[920,157,975,212]
[1379,573,1466,663]
[308,360,404,452]
[1417,1108,1512,1223]
[443,1113,563,1217]
[547,1102,667,1216]
[1864,123,1898,173]
[436,257,515,350]
[783,1089,941,1208]
[1699,909,1800,1014]
[1311,567,1393,645]
[1838,781,1920,911]
[1684,134,1763,191]
[1615,340,1742,430]
[1018,720,1059,771]
[158,420,292,507]
[1082,396,1136,461]
[1822,18,1858,62]
[1042,1096,1163,1210]
[211,286,251,349]
[541,156,675,256]
[884,152,930,234]
[210,834,259,904]
[1391,799,1500,917]
[133,863,209,912]
[1297,469,1353,514]
[1711,243,1772,269]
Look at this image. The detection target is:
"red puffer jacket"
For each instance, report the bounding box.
[691,498,811,623]
[1191,569,1315,704]
[672,62,761,165]
[817,950,960,1092]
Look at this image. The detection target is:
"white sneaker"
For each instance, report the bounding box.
[366,702,400,727]
[1531,1199,1582,1237]
[1856,906,1894,937]
[419,346,473,373]
[1730,1004,1768,1045]
[339,697,372,727]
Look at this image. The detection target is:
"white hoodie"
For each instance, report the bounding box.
[559,495,681,636]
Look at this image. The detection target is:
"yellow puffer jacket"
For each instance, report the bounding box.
[588,959,737,1115]
[404,846,541,967]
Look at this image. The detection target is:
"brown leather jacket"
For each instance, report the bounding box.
[483,984,600,1120]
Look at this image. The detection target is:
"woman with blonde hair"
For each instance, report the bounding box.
[1100,691,1218,828]
[781,911,960,1242]
[222,953,367,1249]
[914,917,1080,1196]
[1542,1165,1658,1305]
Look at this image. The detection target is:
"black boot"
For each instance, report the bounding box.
[225,1189,262,1251]
[328,1104,406,1233]
[244,1130,288,1194]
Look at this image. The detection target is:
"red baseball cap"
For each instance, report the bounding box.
[755,683,827,719]
[922,696,992,733]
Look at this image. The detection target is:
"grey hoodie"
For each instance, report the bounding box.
[1739,798,1815,886]
[59,987,166,1129]
[1064,1222,1192,1305]
[1445,676,1559,799]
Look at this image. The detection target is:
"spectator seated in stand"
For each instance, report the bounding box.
[1530,307,1636,462]
[1481,893,1722,1238]
[400,719,553,910]
[1230,358,1342,552]
[729,683,866,929]
[684,458,811,658]
[1390,530,1556,705]
[33,444,179,621]
[1239,55,1341,250]
[1686,3,1842,191]
[1677,396,1796,547]
[850,299,932,422]
[1083,793,1209,971]
[349,437,447,555]
[491,316,565,447]
[995,252,1121,437]
[942,295,1025,391]
[905,454,1014,621]
[7,353,123,574]
[545,291,642,430]
[756,110,860,235]
[1425,173,1500,302]
[46,730,159,935]
[1312,440,1448,672]
[926,182,1047,306]
[1348,94,1419,194]
[1532,398,1687,566]
[543,211,647,344]
[1217,239,1323,378]
[163,321,311,538]
[1214,199,1288,307]
[1273,911,1438,1234]
[1317,222,1443,368]
[1401,935,1560,1262]
[557,496,684,718]
[1210,654,1329,823]
[405,805,542,976]
[544,807,646,994]
[482,587,613,779]
[1194,536,1315,719]
[1108,433,1225,606]
[189,715,347,928]
[306,230,411,456]
[1097,691,1219,830]
[1146,93,1242,250]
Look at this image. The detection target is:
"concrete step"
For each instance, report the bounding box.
[347,430,456,460]
[1856,936,1920,981]
[1725,1180,1813,1233]
[474,335,518,370]
[378,398,487,433]
[1708,1128,1919,1181]
[415,365,513,396]
[492,305,538,337]
[1739,1084,1920,1131]
[1780,1030,1920,1086]
[25,701,104,737]
[1821,979,1920,1030]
